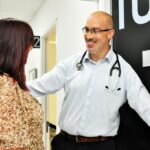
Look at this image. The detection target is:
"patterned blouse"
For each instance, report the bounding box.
[0,74,44,150]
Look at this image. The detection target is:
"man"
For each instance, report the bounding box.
[27,11,150,150]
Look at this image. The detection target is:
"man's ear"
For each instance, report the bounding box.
[108,29,115,40]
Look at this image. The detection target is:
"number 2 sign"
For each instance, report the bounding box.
[33,36,40,48]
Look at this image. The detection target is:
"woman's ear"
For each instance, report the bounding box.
[27,45,33,52]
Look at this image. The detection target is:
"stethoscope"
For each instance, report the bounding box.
[76,50,121,92]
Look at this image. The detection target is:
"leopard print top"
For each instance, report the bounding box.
[0,74,44,150]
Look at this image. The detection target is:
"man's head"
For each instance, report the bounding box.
[83,11,115,60]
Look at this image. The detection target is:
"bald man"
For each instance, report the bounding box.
[27,11,150,150]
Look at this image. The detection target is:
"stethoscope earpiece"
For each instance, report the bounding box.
[105,86,121,91]
[105,86,109,89]
[117,88,121,91]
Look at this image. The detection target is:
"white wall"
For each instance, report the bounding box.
[99,0,111,14]
[26,0,58,79]
[27,0,112,77]
[28,0,99,73]
[56,0,98,60]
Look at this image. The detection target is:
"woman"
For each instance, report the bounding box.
[0,18,44,150]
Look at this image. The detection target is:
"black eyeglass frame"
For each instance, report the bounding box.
[82,27,113,34]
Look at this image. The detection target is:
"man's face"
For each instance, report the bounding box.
[83,15,114,56]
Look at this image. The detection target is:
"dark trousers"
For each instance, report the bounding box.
[51,133,117,150]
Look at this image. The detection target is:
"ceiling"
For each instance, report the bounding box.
[0,0,46,22]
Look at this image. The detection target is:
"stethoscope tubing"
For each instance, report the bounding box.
[110,51,121,77]
[76,50,121,92]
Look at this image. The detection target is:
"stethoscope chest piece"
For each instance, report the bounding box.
[76,50,87,71]
[76,62,84,71]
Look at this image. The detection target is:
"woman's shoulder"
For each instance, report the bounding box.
[0,74,17,93]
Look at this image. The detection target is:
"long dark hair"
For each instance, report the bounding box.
[0,18,34,91]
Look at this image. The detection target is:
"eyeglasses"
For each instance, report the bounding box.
[82,27,112,34]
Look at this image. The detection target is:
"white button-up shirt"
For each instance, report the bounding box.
[27,49,150,137]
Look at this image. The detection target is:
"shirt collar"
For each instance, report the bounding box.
[84,48,114,63]
[105,48,114,63]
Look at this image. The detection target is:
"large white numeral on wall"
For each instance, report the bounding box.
[119,0,150,29]
[119,0,125,30]
[142,50,150,67]
[132,0,150,24]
